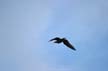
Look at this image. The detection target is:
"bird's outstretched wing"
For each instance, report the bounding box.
[63,39,76,51]
[49,37,60,41]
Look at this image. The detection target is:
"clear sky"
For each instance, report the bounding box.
[0,0,108,71]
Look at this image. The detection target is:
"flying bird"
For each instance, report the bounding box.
[49,37,76,51]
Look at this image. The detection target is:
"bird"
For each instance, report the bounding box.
[49,37,76,51]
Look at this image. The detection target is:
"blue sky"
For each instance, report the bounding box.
[0,0,108,71]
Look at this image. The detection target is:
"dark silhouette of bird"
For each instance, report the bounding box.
[49,37,76,51]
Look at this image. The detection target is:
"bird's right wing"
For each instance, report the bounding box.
[63,39,76,51]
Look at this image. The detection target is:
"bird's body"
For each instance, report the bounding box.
[49,37,76,51]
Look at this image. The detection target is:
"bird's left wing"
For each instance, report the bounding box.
[49,37,60,41]
[63,39,76,51]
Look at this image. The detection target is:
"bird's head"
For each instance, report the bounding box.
[62,37,66,40]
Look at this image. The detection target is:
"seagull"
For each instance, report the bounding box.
[49,37,76,51]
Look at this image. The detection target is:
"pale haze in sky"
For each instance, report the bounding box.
[0,0,108,71]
